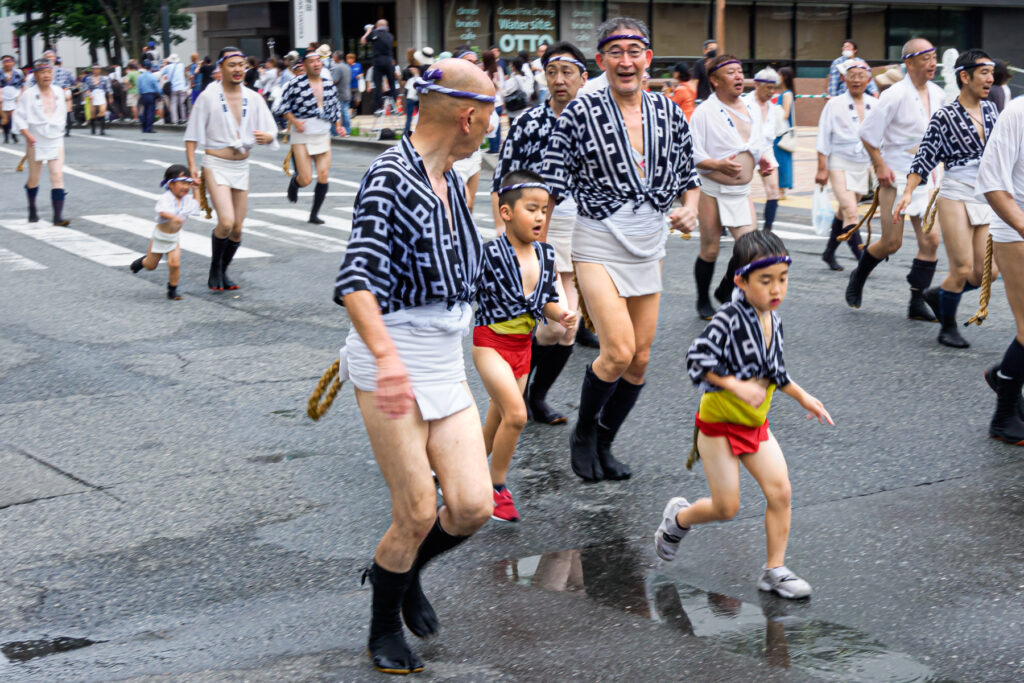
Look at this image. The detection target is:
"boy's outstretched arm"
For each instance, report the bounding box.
[780,381,834,425]
[542,302,576,330]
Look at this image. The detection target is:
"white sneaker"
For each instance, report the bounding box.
[757,564,812,599]
[654,497,691,561]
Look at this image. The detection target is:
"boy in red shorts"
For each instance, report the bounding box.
[474,170,577,522]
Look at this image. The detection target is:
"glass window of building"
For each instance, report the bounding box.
[850,5,885,61]
[754,4,793,60]
[560,1,603,56]
[445,1,492,53]
[725,1,752,60]
[796,4,847,60]
[651,1,708,58]
[494,1,557,58]
[887,8,938,61]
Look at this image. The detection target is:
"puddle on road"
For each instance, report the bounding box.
[247,450,318,464]
[1,636,100,663]
[501,546,950,682]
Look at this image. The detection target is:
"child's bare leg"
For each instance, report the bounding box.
[740,431,791,568]
[141,240,161,270]
[675,433,741,527]
[166,245,182,286]
[481,399,501,456]
[472,345,528,486]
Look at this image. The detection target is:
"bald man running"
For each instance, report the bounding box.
[334,59,496,675]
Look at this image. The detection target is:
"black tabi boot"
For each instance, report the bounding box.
[763,199,778,231]
[694,257,716,320]
[10,131,17,143]
[130,256,144,274]
[25,185,39,223]
[990,373,1024,445]
[907,259,938,322]
[309,181,328,224]
[845,249,882,308]
[821,216,844,271]
[99,116,106,136]
[364,563,424,674]
[221,238,241,290]
[844,225,864,260]
[2,120,9,143]
[576,326,600,348]
[595,379,643,480]
[286,175,299,203]
[570,364,618,482]
[527,342,573,425]
[208,233,226,291]
[937,288,969,348]
[50,188,69,226]
[402,517,469,638]
[984,363,1024,421]
[89,117,96,135]
[167,283,183,300]
[713,253,739,305]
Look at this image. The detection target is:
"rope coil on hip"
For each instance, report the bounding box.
[965,234,994,327]
[921,189,940,234]
[307,359,343,420]
[572,264,596,334]
[281,128,292,176]
[197,175,213,219]
[837,192,878,248]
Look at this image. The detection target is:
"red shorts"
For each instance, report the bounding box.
[694,412,770,456]
[473,326,533,378]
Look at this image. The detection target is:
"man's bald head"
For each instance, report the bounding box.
[902,38,933,60]
[902,37,936,83]
[376,19,388,29]
[417,57,495,120]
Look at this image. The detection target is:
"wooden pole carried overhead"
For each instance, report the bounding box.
[715,0,726,51]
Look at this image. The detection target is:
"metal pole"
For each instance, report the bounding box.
[329,0,342,51]
[161,2,171,58]
[25,12,34,64]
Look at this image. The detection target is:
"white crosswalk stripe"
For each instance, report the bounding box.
[82,215,270,259]
[228,218,347,252]
[255,207,352,233]
[0,220,139,267]
[0,247,47,271]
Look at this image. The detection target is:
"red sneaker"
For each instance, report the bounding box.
[491,488,520,523]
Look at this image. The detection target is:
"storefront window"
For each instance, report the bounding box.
[445,1,491,53]
[724,2,752,60]
[887,8,938,61]
[560,1,603,56]
[850,4,885,61]
[754,4,792,60]
[796,5,847,60]
[651,2,708,58]
[494,1,557,58]
[938,8,976,55]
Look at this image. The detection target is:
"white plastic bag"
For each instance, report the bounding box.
[812,186,834,237]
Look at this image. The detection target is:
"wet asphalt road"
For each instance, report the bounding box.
[0,128,1022,682]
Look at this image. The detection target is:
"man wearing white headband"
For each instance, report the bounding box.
[743,67,782,231]
[541,18,700,482]
[850,37,944,320]
[277,45,345,224]
[15,59,71,225]
[184,46,278,292]
[897,49,998,348]
[690,54,776,319]
[334,58,496,675]
[815,57,873,270]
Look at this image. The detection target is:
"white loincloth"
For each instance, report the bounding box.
[452,149,482,182]
[202,154,250,191]
[938,177,993,227]
[829,154,871,196]
[31,135,63,162]
[547,214,575,273]
[340,302,474,421]
[290,130,331,156]
[150,227,180,254]
[894,177,934,218]
[700,176,753,228]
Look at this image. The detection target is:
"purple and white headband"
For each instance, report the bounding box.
[901,47,935,60]
[414,68,496,103]
[160,176,194,189]
[545,55,587,73]
[709,59,742,75]
[597,33,650,51]
[735,255,792,278]
[955,60,996,73]
[217,51,245,66]
[497,182,550,195]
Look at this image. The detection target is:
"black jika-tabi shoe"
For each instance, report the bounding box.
[984,364,1024,421]
[286,176,299,204]
[989,371,1024,446]
[208,233,225,291]
[907,289,938,322]
[221,238,241,290]
[845,269,865,308]
[364,564,425,675]
[696,298,716,320]
[594,379,643,481]
[167,283,183,300]
[575,326,600,348]
[526,342,573,425]
[130,257,144,274]
[570,365,618,482]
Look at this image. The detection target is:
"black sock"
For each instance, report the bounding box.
[855,249,882,279]
[938,288,963,318]
[493,483,506,493]
[906,258,937,292]
[50,188,66,223]
[1000,339,1024,380]
[694,257,715,303]
[413,516,469,571]
[763,199,778,230]
[25,185,38,211]
[715,253,739,302]
[310,181,329,219]
[368,561,413,641]
[962,282,979,293]
[401,515,470,638]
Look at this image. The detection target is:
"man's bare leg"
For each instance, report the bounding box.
[287,144,313,203]
[308,151,332,224]
[695,193,755,317]
[931,199,983,347]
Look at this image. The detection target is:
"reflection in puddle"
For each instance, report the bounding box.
[503,549,949,682]
[1,636,100,663]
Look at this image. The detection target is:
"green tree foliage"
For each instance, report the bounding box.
[0,0,193,62]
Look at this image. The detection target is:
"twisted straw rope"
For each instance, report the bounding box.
[965,234,994,327]
[921,189,940,234]
[281,128,292,176]
[16,155,27,172]
[571,265,596,334]
[197,175,213,219]
[307,359,343,420]
[837,193,878,248]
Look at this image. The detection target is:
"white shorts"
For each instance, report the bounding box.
[202,154,250,191]
[547,214,575,273]
[151,226,180,254]
[126,92,139,108]
[452,150,482,182]
[90,90,107,106]
[1,100,15,112]
[938,177,993,227]
[342,302,474,421]
[291,130,331,156]
[829,155,871,196]
[700,176,753,228]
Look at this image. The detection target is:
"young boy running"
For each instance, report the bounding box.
[474,171,577,522]
[654,231,832,599]
[130,164,200,300]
